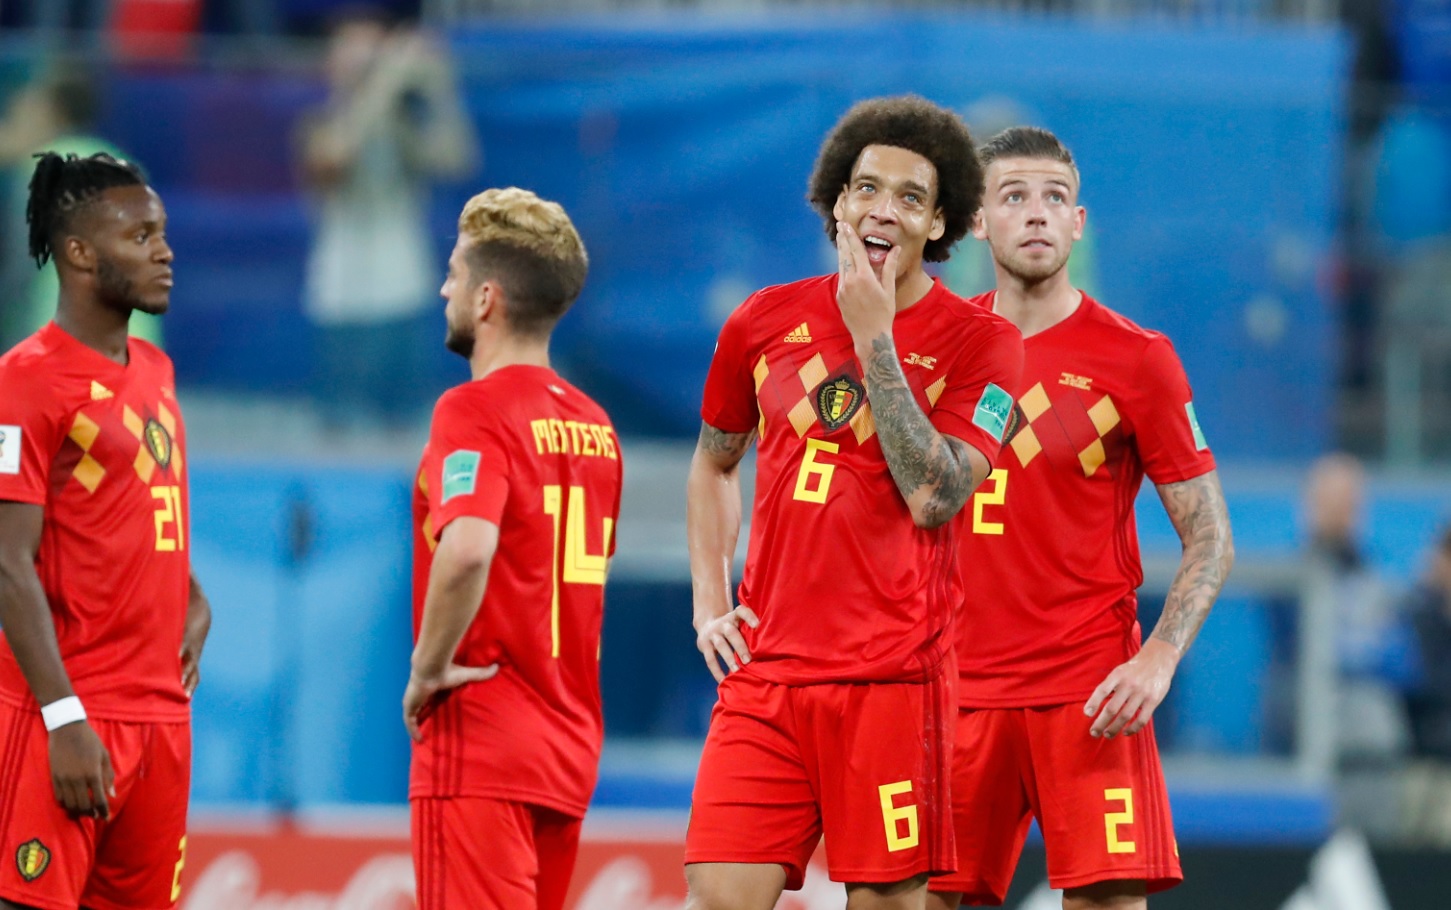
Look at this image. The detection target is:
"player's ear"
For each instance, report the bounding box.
[970,208,987,241]
[58,234,94,272]
[1073,205,1086,242]
[475,279,499,326]
[928,208,945,242]
[832,191,845,223]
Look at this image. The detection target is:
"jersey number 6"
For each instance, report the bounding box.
[542,485,613,658]
[793,439,839,504]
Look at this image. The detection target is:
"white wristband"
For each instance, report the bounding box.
[41,696,86,732]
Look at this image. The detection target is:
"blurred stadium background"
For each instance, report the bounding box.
[3,0,1451,907]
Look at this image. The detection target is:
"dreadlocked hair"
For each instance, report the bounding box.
[26,152,146,268]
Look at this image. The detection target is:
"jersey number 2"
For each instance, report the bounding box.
[971,468,1008,535]
[542,485,613,658]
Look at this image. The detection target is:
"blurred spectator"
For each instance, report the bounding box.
[1299,454,1419,839]
[0,63,161,351]
[1406,526,1451,760]
[296,9,478,432]
[1400,525,1451,845]
[1304,454,1417,745]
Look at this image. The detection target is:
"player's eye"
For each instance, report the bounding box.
[1005,192,1022,203]
[1048,193,1065,204]
[857,182,875,194]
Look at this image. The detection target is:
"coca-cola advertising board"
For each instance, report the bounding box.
[180,812,840,910]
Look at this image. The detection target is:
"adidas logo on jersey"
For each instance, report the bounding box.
[90,381,114,401]
[783,323,812,343]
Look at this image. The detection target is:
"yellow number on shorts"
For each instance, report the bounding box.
[792,439,839,504]
[971,468,1008,535]
[170,835,187,901]
[542,485,614,658]
[1104,788,1136,854]
[878,780,920,852]
[151,485,185,551]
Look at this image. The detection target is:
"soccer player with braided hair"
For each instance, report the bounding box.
[683,96,1023,910]
[0,152,211,908]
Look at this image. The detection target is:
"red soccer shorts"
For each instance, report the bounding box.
[685,668,955,889]
[929,703,1183,904]
[412,797,582,910]
[0,701,191,910]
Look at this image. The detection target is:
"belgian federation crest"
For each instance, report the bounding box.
[144,418,173,470]
[815,374,865,432]
[16,839,49,882]
[1002,402,1026,445]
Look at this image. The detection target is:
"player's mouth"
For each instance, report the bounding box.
[1020,238,1053,252]
[156,272,174,288]
[862,233,895,265]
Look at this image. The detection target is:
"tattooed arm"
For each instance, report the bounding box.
[1084,469,1235,737]
[833,221,988,529]
[686,422,761,682]
[861,334,989,528]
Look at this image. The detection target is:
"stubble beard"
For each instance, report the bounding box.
[997,243,1069,289]
[444,323,475,359]
[96,257,167,316]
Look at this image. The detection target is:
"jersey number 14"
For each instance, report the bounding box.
[542,485,613,658]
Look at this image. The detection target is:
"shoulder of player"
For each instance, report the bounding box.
[733,274,834,319]
[932,288,1022,347]
[0,337,74,405]
[1077,294,1169,346]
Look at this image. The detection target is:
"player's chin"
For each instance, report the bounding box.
[132,294,171,316]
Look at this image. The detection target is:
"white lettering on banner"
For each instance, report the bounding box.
[183,850,415,910]
[575,857,840,910]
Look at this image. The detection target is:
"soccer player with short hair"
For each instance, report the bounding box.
[0,152,211,909]
[927,127,1235,910]
[685,96,1024,910]
[403,187,622,910]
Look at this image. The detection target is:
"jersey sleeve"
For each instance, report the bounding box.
[700,298,759,433]
[0,362,63,506]
[424,389,514,533]
[928,318,1024,469]
[1126,334,1217,485]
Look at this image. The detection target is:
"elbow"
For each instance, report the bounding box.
[910,498,964,530]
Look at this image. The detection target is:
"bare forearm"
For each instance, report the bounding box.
[859,333,976,527]
[1149,472,1235,653]
[413,550,489,677]
[0,561,74,705]
[687,460,742,630]
[686,425,753,629]
[185,575,212,636]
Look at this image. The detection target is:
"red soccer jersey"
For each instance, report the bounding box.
[0,323,191,722]
[409,365,623,818]
[955,293,1217,707]
[701,275,1023,685]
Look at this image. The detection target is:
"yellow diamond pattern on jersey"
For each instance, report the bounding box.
[1008,382,1122,477]
[67,413,105,493]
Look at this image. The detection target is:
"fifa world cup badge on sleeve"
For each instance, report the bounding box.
[0,426,20,474]
[1185,402,1209,451]
[972,384,1015,442]
[442,450,481,502]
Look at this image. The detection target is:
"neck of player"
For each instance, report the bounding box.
[990,265,1082,339]
[890,264,936,312]
[469,331,552,381]
[54,291,132,365]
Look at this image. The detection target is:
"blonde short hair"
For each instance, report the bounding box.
[457,187,589,336]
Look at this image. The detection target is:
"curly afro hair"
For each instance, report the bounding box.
[807,95,982,263]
